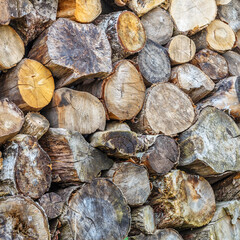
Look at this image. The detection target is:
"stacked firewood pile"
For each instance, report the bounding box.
[0,0,240,239]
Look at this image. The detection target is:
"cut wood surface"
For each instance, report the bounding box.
[0,196,50,239]
[223,51,240,76]
[0,99,24,145]
[150,170,216,229]
[0,58,55,112]
[95,11,146,62]
[42,88,106,134]
[237,30,240,50]
[57,0,102,23]
[170,63,215,103]
[216,0,232,5]
[179,107,240,182]
[57,179,131,240]
[0,134,51,199]
[0,0,10,25]
[130,83,195,136]
[104,162,151,206]
[29,18,112,88]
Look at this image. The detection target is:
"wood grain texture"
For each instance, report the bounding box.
[223,51,240,76]
[0,0,10,25]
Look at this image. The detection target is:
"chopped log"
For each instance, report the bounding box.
[20,112,50,140]
[29,18,112,88]
[0,99,24,145]
[223,51,240,76]
[191,49,229,82]
[141,7,173,45]
[57,0,102,23]
[106,121,131,131]
[0,58,55,112]
[0,25,24,71]
[179,106,240,182]
[150,170,216,229]
[218,0,240,32]
[39,128,113,184]
[170,64,215,103]
[57,179,131,240]
[38,192,64,220]
[0,134,51,199]
[137,135,179,175]
[0,195,50,239]
[104,162,151,206]
[169,0,217,34]
[181,200,240,240]
[0,0,10,25]
[217,0,231,5]
[130,83,195,136]
[197,76,240,119]
[42,88,106,135]
[95,11,146,62]
[237,30,240,50]
[167,35,196,65]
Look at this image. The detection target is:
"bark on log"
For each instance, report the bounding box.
[141,7,173,45]
[223,51,240,76]
[0,134,51,199]
[8,0,33,19]
[0,25,24,70]
[191,49,229,82]
[179,106,240,182]
[0,99,24,145]
[0,195,50,240]
[57,179,131,240]
[0,0,10,25]
[29,18,112,88]
[104,162,151,206]
[41,88,106,135]
[20,112,50,140]
[169,0,217,35]
[0,58,55,112]
[150,170,216,229]
[95,11,146,62]
[130,83,195,136]
[57,0,102,23]
[170,63,215,103]
[39,128,113,184]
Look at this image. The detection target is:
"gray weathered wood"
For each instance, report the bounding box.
[223,51,240,76]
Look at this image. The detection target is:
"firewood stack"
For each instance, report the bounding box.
[0,0,240,239]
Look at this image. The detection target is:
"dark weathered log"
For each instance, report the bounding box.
[150,170,216,229]
[223,51,240,76]
[8,0,33,19]
[170,63,215,103]
[0,195,50,239]
[57,179,131,240]
[95,11,146,62]
[49,219,61,240]
[0,134,51,199]
[179,106,240,182]
[39,128,113,184]
[0,0,10,25]
[104,162,151,206]
[29,18,112,88]
[0,58,55,112]
[130,83,195,136]
[42,88,106,134]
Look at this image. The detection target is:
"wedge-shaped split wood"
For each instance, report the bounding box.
[223,51,240,76]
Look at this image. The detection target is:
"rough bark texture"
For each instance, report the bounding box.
[223,51,240,76]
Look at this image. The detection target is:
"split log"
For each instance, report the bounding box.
[141,7,173,45]
[197,76,240,119]
[42,88,106,135]
[167,35,196,65]
[106,121,131,131]
[223,51,240,76]
[217,0,232,5]
[181,200,240,240]
[29,18,112,88]
[169,0,217,34]
[237,30,240,50]
[20,112,50,140]
[0,134,51,199]
[0,0,10,25]
[130,83,195,136]
[57,179,131,240]
[0,99,24,145]
[104,162,151,206]
[0,25,24,70]
[150,170,216,229]
[179,106,240,182]
[39,128,113,184]
[0,196,50,239]
[57,0,102,23]
[95,11,146,62]
[0,58,55,112]
[77,60,145,120]
[191,49,229,82]
[170,64,215,103]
